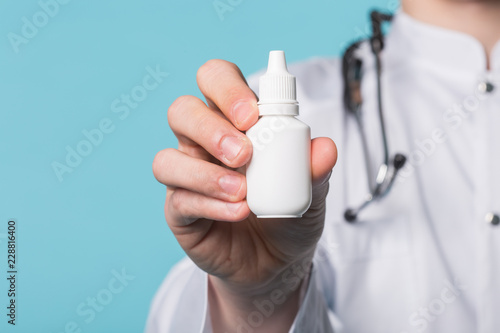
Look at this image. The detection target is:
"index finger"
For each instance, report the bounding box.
[197,59,259,131]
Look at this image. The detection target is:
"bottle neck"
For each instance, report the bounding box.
[258,103,299,116]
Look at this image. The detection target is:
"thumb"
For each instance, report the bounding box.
[311,137,338,187]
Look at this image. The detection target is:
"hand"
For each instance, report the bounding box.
[152,59,337,331]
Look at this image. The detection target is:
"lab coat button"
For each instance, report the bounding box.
[485,212,500,226]
[478,81,495,93]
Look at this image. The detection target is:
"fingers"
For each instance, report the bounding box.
[168,95,253,168]
[169,60,257,167]
[197,59,259,131]
[166,188,250,226]
[153,148,246,202]
[155,136,338,227]
[311,137,338,187]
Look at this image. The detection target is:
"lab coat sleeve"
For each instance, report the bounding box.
[144,243,343,333]
[287,241,344,333]
[144,257,212,333]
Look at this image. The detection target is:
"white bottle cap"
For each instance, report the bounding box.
[258,51,298,116]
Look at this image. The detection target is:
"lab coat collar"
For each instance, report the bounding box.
[387,9,500,72]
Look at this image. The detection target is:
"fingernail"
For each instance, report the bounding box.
[219,175,242,195]
[221,136,245,162]
[226,202,242,214]
[232,101,255,127]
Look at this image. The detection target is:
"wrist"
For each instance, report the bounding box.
[208,257,313,332]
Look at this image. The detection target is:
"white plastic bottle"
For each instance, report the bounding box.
[246,51,312,218]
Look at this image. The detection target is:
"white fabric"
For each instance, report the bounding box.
[145,9,500,333]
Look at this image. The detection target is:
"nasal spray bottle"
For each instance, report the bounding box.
[246,51,312,218]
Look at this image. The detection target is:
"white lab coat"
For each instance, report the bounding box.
[145,9,500,333]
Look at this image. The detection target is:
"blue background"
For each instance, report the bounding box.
[0,0,393,331]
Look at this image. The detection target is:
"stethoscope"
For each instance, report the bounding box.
[341,10,407,222]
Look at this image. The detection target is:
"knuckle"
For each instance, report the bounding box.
[225,60,241,75]
[169,190,185,213]
[191,160,220,197]
[152,151,165,180]
[224,86,247,107]
[168,95,196,125]
[152,148,176,182]
[164,191,175,224]
[169,190,198,225]
[192,113,226,149]
[205,183,220,198]
[197,59,232,83]
[205,174,222,198]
